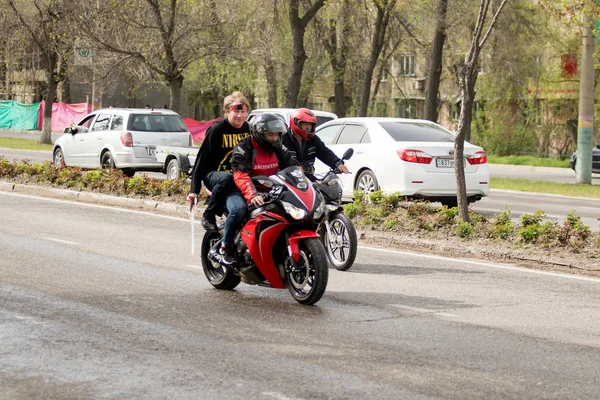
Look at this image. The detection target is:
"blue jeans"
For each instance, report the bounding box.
[223,192,247,246]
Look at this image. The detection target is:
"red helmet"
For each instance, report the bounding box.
[290,108,317,141]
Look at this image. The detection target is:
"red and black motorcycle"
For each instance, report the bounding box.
[200,166,329,305]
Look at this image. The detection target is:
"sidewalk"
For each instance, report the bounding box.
[0,129,62,143]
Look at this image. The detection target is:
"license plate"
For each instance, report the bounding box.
[436,158,454,168]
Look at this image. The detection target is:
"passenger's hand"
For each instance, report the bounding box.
[337,164,349,174]
[187,193,198,211]
[201,187,212,197]
[250,195,265,207]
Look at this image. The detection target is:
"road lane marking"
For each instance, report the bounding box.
[389,304,458,318]
[43,237,80,245]
[183,264,203,270]
[358,245,600,283]
[0,192,188,222]
[4,192,599,283]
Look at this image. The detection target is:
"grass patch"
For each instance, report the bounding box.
[487,155,570,168]
[491,177,600,199]
[0,137,53,151]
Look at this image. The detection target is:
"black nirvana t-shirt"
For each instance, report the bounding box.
[189,118,249,194]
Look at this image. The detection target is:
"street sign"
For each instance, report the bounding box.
[75,47,93,65]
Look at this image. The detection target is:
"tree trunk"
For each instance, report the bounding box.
[260,19,278,108]
[454,68,471,222]
[358,0,395,117]
[284,24,306,107]
[333,70,347,117]
[40,52,58,145]
[265,56,278,108]
[169,75,183,113]
[284,0,325,108]
[424,0,448,122]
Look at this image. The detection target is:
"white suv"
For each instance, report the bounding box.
[53,108,192,177]
[247,108,338,128]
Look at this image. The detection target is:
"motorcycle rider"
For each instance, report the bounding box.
[216,113,299,265]
[187,91,250,231]
[281,108,349,181]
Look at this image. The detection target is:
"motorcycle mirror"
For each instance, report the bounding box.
[342,148,354,161]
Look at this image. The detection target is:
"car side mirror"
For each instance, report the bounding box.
[596,144,600,150]
[342,148,354,161]
[64,127,73,134]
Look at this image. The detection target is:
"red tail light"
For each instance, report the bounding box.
[467,151,487,165]
[120,132,133,147]
[397,149,433,164]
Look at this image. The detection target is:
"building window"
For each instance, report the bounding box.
[398,55,415,76]
[451,101,461,121]
[396,99,417,119]
[561,54,578,78]
[376,102,388,117]
[380,63,388,82]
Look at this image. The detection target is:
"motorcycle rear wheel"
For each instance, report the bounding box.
[286,238,328,305]
[324,212,357,271]
[201,230,240,290]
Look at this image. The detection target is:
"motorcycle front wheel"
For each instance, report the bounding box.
[201,230,240,290]
[324,212,357,271]
[286,238,328,305]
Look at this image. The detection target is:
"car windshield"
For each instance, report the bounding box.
[379,121,455,142]
[128,114,188,132]
[316,116,335,127]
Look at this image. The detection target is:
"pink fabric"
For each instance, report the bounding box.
[183,117,221,144]
[38,101,92,131]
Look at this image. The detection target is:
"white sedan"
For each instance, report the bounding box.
[313,117,489,207]
[53,108,192,177]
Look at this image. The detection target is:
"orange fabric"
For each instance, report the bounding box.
[234,170,256,203]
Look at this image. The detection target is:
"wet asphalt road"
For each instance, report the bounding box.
[1,145,598,230]
[2,193,600,399]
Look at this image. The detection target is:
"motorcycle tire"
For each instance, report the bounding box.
[200,230,240,290]
[286,238,329,305]
[323,212,358,271]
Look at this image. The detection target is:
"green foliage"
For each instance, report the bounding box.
[455,220,474,239]
[368,190,385,205]
[436,206,459,225]
[0,159,191,203]
[487,155,571,167]
[488,207,515,239]
[520,210,545,227]
[519,224,542,242]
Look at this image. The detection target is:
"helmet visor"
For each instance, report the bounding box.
[261,118,287,134]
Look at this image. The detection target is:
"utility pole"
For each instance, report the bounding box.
[576,6,595,184]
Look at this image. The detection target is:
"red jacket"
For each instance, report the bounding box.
[231,137,298,203]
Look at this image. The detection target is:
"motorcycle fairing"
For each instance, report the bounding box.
[240,214,286,289]
[272,175,316,211]
[288,230,320,262]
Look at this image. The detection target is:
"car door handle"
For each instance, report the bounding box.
[97,136,102,140]
[356,149,364,154]
[79,137,84,141]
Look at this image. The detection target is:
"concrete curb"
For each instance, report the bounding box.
[0,181,194,218]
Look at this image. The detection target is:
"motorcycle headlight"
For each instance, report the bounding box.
[327,177,340,186]
[314,201,324,220]
[282,201,307,220]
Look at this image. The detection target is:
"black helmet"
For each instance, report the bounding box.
[249,113,286,152]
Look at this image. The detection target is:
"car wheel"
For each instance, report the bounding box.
[166,158,182,180]
[101,151,115,171]
[53,148,65,168]
[355,170,379,193]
